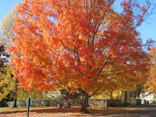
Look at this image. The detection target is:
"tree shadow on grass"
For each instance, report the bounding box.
[102,104,156,116]
[1,104,156,116]
[103,109,156,116]
[0,107,130,116]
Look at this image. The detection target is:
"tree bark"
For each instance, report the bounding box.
[12,78,18,108]
[79,89,89,113]
[125,91,127,102]
[137,85,141,99]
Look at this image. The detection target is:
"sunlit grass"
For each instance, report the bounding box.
[0,107,9,109]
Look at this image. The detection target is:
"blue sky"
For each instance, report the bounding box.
[113,0,156,45]
[0,0,156,45]
[0,0,23,21]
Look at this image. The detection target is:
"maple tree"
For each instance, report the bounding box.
[9,0,154,112]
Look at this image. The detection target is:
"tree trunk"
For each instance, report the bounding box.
[12,95,17,108]
[138,85,141,99]
[12,78,18,108]
[79,90,89,113]
[125,91,127,102]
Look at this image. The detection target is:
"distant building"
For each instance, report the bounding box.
[139,90,156,103]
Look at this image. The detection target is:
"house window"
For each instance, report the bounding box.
[129,91,136,97]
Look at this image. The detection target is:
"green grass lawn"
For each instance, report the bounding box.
[0,107,9,109]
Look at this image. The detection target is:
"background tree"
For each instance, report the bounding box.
[0,5,18,108]
[0,44,14,101]
[145,47,156,93]
[17,87,43,101]
[0,5,18,46]
[9,0,155,112]
[0,4,43,107]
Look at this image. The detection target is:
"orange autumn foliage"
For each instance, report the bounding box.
[9,0,152,95]
[145,47,156,93]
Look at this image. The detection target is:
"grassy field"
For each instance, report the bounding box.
[0,106,144,114]
[0,105,154,117]
[0,106,59,113]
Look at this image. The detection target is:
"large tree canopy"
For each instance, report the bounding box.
[9,0,154,112]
